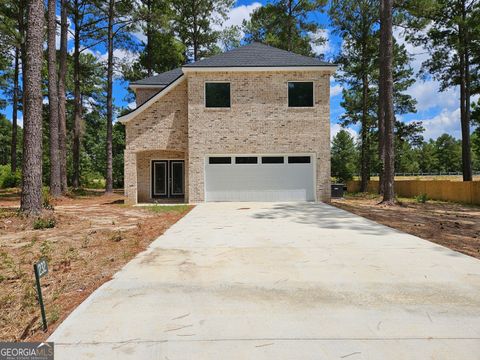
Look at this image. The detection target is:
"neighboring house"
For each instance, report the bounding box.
[118,42,336,204]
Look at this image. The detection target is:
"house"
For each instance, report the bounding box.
[118,42,336,204]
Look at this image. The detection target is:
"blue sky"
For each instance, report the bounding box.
[3,0,475,141]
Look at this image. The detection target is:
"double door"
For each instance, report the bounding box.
[151,160,184,198]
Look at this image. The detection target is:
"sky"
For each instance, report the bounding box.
[2,0,476,142]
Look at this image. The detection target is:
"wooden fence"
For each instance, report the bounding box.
[346,180,480,205]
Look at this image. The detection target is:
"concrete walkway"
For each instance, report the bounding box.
[49,202,480,359]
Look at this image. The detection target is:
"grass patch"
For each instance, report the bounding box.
[33,218,56,230]
[144,205,191,214]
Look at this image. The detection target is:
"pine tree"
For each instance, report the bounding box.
[331,130,358,182]
[244,0,327,56]
[21,0,44,215]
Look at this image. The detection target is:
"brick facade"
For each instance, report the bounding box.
[135,88,161,106]
[124,71,332,204]
[124,80,188,204]
[186,71,331,202]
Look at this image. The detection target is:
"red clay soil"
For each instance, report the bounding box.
[332,194,480,259]
[0,189,192,341]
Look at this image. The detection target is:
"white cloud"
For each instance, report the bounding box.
[330,84,343,97]
[330,122,358,141]
[411,108,462,140]
[55,15,74,50]
[212,2,261,37]
[309,29,332,57]
[407,80,458,112]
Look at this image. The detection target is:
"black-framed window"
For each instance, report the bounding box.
[235,156,258,164]
[288,156,311,164]
[288,82,313,107]
[262,156,284,164]
[209,157,231,164]
[205,82,230,108]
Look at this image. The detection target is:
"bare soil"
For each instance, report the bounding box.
[332,194,480,259]
[0,189,192,341]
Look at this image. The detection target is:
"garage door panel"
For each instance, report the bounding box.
[205,157,314,202]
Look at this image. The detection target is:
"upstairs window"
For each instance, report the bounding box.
[205,82,230,108]
[288,82,314,107]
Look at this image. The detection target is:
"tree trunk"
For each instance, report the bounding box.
[73,4,82,188]
[287,0,293,51]
[460,0,472,181]
[105,0,114,193]
[58,0,68,193]
[21,0,45,215]
[360,39,370,193]
[11,47,19,173]
[377,0,385,195]
[47,0,61,197]
[380,0,395,203]
[146,0,153,76]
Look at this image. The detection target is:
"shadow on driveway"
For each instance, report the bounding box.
[250,202,394,236]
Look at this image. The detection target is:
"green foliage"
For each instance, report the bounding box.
[171,0,234,61]
[34,218,56,230]
[331,130,358,182]
[145,205,190,213]
[415,193,428,203]
[41,187,54,210]
[243,0,327,56]
[0,115,22,168]
[0,164,20,188]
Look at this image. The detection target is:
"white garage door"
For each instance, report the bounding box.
[205,154,315,202]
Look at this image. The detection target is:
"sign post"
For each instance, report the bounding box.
[33,259,48,332]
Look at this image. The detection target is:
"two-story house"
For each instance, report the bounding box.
[118,42,336,204]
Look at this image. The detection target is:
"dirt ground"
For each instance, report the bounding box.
[0,189,191,342]
[332,194,480,259]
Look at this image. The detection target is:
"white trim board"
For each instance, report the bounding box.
[118,75,186,124]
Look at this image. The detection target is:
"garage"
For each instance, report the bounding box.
[205,154,315,202]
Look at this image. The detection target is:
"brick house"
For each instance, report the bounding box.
[118,43,336,204]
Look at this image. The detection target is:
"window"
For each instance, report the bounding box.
[205,82,230,108]
[209,157,231,164]
[288,156,311,164]
[235,156,258,164]
[288,82,313,107]
[262,156,284,164]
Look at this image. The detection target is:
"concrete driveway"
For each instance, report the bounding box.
[50,202,480,359]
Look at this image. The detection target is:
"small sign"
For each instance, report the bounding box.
[33,260,48,332]
[35,259,48,278]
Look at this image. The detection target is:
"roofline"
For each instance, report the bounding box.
[181,65,337,73]
[118,75,185,124]
[129,84,167,90]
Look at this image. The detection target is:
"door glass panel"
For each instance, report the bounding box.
[171,162,184,195]
[154,162,167,195]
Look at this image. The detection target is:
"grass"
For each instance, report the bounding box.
[144,205,191,214]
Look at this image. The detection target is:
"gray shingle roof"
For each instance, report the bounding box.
[184,42,332,68]
[130,68,183,86]
[130,43,334,87]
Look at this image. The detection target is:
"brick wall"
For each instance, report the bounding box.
[186,71,332,202]
[135,88,162,106]
[124,80,188,204]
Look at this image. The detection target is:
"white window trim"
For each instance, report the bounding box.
[204,81,232,109]
[287,81,315,108]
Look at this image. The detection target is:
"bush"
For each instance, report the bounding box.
[81,171,106,189]
[42,187,54,210]
[33,217,56,230]
[415,193,428,204]
[0,165,21,188]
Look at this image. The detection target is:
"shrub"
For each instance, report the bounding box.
[41,187,54,210]
[415,193,428,204]
[0,165,21,188]
[33,218,56,230]
[81,171,106,189]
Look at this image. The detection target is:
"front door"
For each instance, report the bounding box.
[152,160,184,198]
